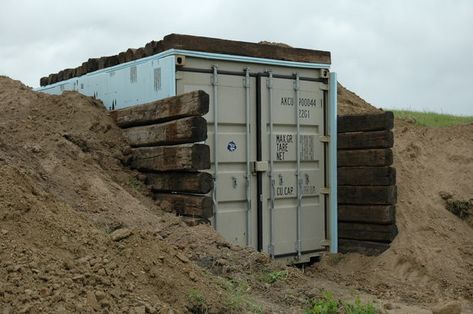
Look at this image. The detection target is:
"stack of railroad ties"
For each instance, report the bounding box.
[337,112,398,255]
[40,33,331,87]
[110,90,214,225]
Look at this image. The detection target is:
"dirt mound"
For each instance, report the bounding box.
[0,76,237,312]
[0,76,342,313]
[337,83,382,115]
[311,119,473,307]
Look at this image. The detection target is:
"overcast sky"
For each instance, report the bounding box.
[1,0,472,115]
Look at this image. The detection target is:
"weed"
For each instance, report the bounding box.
[187,289,208,314]
[305,291,338,314]
[305,291,380,314]
[128,176,143,190]
[446,199,473,220]
[261,269,289,284]
[343,297,378,314]
[223,278,264,313]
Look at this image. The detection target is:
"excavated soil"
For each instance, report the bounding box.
[337,83,382,115]
[0,76,360,313]
[1,75,473,313]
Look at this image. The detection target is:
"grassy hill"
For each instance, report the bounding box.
[392,110,473,127]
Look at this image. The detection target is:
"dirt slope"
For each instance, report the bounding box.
[0,76,240,313]
[337,83,382,115]
[0,76,350,313]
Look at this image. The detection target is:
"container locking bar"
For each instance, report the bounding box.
[244,68,252,246]
[294,73,302,259]
[211,65,219,231]
[267,71,275,258]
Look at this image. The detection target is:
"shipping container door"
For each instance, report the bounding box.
[176,69,259,249]
[259,74,326,259]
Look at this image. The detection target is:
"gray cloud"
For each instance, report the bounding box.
[1,0,472,114]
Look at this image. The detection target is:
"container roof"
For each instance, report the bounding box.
[40,34,331,86]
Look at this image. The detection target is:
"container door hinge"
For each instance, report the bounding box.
[320,135,330,143]
[320,83,329,91]
[321,188,330,195]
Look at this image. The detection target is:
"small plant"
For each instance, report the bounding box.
[446,199,473,220]
[187,289,208,314]
[261,270,288,284]
[223,278,264,313]
[305,291,338,314]
[305,292,379,314]
[128,176,143,190]
[343,297,377,314]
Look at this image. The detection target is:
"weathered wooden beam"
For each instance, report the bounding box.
[123,116,207,147]
[118,51,127,64]
[104,55,119,68]
[161,33,331,64]
[111,90,209,128]
[135,48,146,59]
[338,205,395,224]
[41,34,332,85]
[338,186,397,205]
[63,68,75,80]
[129,144,210,171]
[48,73,58,85]
[125,48,138,62]
[86,58,99,73]
[338,112,394,133]
[338,167,396,186]
[57,70,65,82]
[338,149,393,167]
[338,239,391,255]
[338,223,398,242]
[76,63,87,76]
[146,172,213,194]
[144,40,160,56]
[338,130,394,150]
[154,193,213,218]
[40,76,49,87]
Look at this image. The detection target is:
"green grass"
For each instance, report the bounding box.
[127,175,144,190]
[187,288,208,313]
[305,292,379,314]
[391,110,473,127]
[221,278,264,313]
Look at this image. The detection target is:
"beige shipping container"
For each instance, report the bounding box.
[175,53,337,263]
